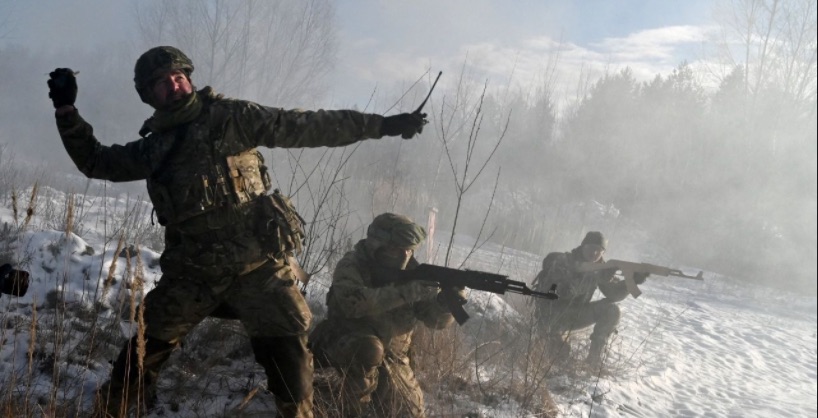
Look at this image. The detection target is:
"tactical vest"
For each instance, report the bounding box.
[144,92,306,264]
[145,94,271,229]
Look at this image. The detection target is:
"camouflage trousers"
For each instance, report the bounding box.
[311,326,425,418]
[98,259,314,418]
[537,299,621,362]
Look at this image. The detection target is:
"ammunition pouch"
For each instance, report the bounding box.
[225,151,271,205]
[258,189,306,260]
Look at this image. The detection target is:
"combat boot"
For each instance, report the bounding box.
[93,371,160,417]
[585,338,606,371]
[93,336,174,417]
[92,381,121,418]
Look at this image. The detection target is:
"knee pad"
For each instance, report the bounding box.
[349,335,384,369]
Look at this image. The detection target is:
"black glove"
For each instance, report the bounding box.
[633,272,650,285]
[437,286,467,307]
[380,112,427,139]
[601,267,619,279]
[47,68,78,109]
[399,279,440,303]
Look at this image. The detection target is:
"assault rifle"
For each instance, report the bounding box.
[376,263,558,325]
[0,263,30,298]
[576,259,704,298]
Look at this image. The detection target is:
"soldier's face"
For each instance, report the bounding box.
[150,70,193,110]
[375,245,413,270]
[582,244,605,262]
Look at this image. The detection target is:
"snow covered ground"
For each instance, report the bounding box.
[555,276,816,417]
[1,193,816,417]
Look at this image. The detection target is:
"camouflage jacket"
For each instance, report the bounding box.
[533,247,629,311]
[55,87,385,230]
[324,240,453,356]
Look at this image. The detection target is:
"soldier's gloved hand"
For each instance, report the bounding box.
[47,68,78,109]
[633,272,650,285]
[380,112,427,139]
[399,279,439,303]
[437,286,467,307]
[600,267,619,279]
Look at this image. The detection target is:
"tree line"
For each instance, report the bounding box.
[0,0,814,292]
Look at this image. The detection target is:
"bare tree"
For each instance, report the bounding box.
[711,0,817,105]
[438,80,508,268]
[134,0,338,107]
[273,145,359,279]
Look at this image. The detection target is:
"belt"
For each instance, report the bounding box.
[172,200,260,243]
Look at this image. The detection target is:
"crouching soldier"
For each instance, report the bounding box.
[532,231,649,369]
[310,213,463,417]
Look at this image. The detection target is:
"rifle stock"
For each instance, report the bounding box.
[391,263,558,325]
[576,259,704,298]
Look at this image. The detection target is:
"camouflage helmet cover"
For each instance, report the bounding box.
[134,46,194,102]
[365,213,427,254]
[581,231,608,250]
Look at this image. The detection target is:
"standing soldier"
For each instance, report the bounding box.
[532,231,649,369]
[47,46,427,418]
[310,213,463,417]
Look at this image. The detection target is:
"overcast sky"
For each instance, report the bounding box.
[3,0,717,108]
[2,1,814,292]
[329,0,716,106]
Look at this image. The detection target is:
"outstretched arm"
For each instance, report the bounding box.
[229,100,425,149]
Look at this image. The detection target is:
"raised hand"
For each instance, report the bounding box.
[47,68,78,109]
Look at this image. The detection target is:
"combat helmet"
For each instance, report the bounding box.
[581,231,608,250]
[365,213,427,257]
[134,46,194,103]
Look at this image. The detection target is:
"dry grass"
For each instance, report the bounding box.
[0,180,646,418]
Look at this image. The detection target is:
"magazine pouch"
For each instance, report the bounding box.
[258,189,306,260]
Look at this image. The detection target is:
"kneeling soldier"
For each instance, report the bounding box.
[310,213,463,417]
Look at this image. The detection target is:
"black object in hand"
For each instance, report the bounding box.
[47,68,78,109]
[0,263,30,297]
[381,112,427,139]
